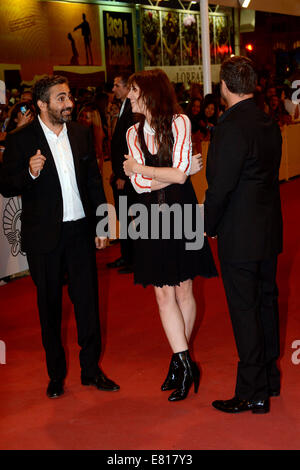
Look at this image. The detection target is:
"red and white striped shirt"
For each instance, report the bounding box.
[126,114,192,194]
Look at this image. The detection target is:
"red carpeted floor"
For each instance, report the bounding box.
[0,179,300,451]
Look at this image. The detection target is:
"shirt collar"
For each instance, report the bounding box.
[218,97,254,124]
[143,119,155,135]
[38,115,67,138]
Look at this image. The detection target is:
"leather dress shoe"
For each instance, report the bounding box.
[212,396,270,414]
[46,379,64,398]
[106,257,125,269]
[81,370,120,391]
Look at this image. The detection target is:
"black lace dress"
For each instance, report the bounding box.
[132,129,218,288]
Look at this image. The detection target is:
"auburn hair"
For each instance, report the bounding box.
[128,69,181,166]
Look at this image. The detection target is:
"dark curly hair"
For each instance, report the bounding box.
[128,68,181,167]
[32,75,69,114]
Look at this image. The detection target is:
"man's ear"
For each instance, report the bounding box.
[221,79,227,92]
[37,100,47,113]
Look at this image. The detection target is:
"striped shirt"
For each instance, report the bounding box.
[126,114,192,194]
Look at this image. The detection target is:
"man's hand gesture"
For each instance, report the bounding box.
[29,149,46,178]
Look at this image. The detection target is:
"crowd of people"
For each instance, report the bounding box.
[0,58,292,413]
[1,70,299,166]
[0,84,121,172]
[181,74,299,153]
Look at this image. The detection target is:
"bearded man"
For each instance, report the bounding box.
[2,75,119,398]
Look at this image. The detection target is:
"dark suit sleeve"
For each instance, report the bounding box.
[204,121,249,236]
[110,100,133,180]
[1,132,35,196]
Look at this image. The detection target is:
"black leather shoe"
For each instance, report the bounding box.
[161,354,180,391]
[167,350,200,402]
[46,379,64,399]
[81,370,120,391]
[106,257,125,269]
[212,396,270,414]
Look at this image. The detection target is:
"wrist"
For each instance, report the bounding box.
[133,161,140,174]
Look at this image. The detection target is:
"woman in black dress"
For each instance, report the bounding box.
[123,69,217,402]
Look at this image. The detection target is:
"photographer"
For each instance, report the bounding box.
[5,100,35,134]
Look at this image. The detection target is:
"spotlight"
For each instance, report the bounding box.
[239,0,251,7]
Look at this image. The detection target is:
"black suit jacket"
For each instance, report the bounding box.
[110,98,134,180]
[2,118,106,254]
[204,98,283,262]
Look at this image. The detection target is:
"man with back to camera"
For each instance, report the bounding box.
[107,73,135,273]
[2,75,120,398]
[204,56,283,414]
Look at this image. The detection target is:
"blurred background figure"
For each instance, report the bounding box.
[267,93,291,127]
[185,97,202,154]
[197,94,219,143]
[77,104,105,171]
[4,100,35,134]
[281,85,300,121]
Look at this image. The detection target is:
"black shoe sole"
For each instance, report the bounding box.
[252,408,270,414]
[212,404,269,414]
[47,391,64,399]
[81,379,120,391]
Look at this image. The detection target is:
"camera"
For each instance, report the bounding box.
[20,104,28,115]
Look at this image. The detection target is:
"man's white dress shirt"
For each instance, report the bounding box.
[36,116,85,221]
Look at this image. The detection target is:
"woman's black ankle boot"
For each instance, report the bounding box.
[168,350,200,402]
[161,354,180,391]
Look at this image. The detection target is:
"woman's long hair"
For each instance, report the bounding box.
[128,69,181,167]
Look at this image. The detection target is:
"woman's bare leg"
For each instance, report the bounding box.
[175,279,196,342]
[154,285,188,353]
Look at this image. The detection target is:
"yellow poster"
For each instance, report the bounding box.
[0,0,102,81]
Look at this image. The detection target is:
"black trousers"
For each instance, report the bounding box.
[111,178,135,265]
[220,256,280,400]
[26,218,101,380]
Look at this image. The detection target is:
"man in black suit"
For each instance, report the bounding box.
[107,73,135,274]
[2,75,119,398]
[204,56,283,414]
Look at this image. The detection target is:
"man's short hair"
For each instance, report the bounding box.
[32,75,69,113]
[115,73,131,87]
[220,56,257,95]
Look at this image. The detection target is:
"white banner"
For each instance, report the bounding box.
[0,195,28,278]
[145,65,221,88]
[0,80,5,105]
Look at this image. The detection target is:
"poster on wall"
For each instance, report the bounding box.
[181,13,199,66]
[0,0,102,83]
[0,196,28,279]
[45,1,102,68]
[103,10,135,83]
[142,9,161,67]
[214,15,231,64]
[161,11,181,66]
[141,6,231,76]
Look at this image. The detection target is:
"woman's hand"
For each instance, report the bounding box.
[123,154,137,177]
[95,236,107,250]
[17,109,33,127]
[190,153,203,175]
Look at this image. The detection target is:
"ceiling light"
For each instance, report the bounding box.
[239,0,251,7]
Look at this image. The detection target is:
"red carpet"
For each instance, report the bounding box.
[0,178,300,450]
